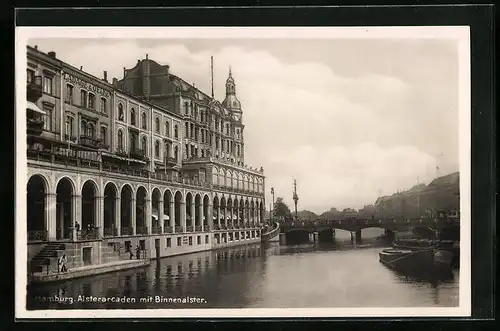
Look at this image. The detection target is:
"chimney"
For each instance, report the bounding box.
[80,66,83,71]
[112,77,118,85]
[34,45,38,50]
[123,67,126,78]
[48,51,56,58]
[146,53,148,60]
[103,71,108,82]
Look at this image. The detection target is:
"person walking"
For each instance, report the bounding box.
[135,245,141,260]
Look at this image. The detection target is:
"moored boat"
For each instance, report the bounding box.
[379,247,453,275]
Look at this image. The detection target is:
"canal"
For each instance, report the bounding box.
[27,228,459,309]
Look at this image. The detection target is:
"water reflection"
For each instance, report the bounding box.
[27,232,459,310]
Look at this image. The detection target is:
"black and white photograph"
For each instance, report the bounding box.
[15,26,471,318]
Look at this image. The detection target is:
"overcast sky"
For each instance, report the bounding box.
[29,37,460,213]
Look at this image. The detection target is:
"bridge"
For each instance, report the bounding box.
[279,217,460,243]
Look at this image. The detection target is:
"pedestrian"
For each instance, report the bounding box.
[136,245,141,260]
[129,249,134,260]
[58,254,68,272]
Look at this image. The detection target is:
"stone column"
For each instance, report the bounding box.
[217,206,221,227]
[97,196,104,238]
[190,201,195,231]
[169,200,175,231]
[145,198,152,234]
[115,197,121,236]
[158,199,164,233]
[131,197,136,235]
[72,194,81,241]
[207,203,213,231]
[45,193,57,241]
[199,202,204,232]
[180,201,186,232]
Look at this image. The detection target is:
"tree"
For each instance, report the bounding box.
[273,197,292,219]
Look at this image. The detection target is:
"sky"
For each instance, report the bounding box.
[29,36,460,214]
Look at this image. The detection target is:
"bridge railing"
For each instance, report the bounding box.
[261,222,280,241]
[280,217,459,228]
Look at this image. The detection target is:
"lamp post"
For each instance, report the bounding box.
[271,187,275,223]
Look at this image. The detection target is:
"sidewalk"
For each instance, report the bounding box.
[29,259,150,284]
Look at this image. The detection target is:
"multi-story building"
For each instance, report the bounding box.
[24,46,266,280]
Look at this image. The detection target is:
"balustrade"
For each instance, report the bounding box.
[163,226,174,233]
[78,228,100,240]
[28,230,48,242]
[136,226,148,235]
[175,226,184,233]
[151,226,162,234]
[103,227,118,237]
[186,225,194,232]
[195,225,203,232]
[120,227,133,236]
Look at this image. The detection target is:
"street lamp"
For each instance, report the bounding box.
[271,187,275,223]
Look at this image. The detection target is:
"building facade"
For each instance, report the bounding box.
[25,46,266,278]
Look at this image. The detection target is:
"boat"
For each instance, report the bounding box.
[393,238,459,267]
[379,247,453,275]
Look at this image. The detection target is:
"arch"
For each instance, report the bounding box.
[185,192,194,228]
[55,177,74,240]
[232,172,238,189]
[120,184,133,235]
[165,120,170,136]
[27,174,49,241]
[243,174,248,191]
[151,188,162,230]
[81,180,99,233]
[103,182,118,237]
[225,170,232,188]
[55,176,77,194]
[135,186,148,234]
[80,178,100,197]
[174,190,183,228]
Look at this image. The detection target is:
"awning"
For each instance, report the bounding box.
[27,101,46,115]
[151,210,170,220]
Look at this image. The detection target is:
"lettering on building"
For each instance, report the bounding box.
[64,73,111,98]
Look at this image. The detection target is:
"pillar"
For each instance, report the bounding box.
[199,202,204,232]
[115,196,121,236]
[72,194,81,241]
[279,233,286,245]
[131,197,136,235]
[207,203,213,231]
[169,200,175,231]
[355,229,362,242]
[45,193,57,241]
[217,206,221,227]
[97,196,104,238]
[158,199,164,233]
[180,201,186,232]
[145,198,152,234]
[313,231,319,243]
[190,200,195,231]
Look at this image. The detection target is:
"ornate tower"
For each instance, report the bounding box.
[222,67,245,164]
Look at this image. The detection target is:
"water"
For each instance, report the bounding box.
[27,229,459,309]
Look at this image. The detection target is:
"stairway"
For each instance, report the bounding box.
[29,242,66,274]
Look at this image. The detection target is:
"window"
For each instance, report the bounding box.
[118,104,124,121]
[237,145,240,156]
[155,140,160,158]
[174,125,178,139]
[88,93,96,110]
[165,144,170,158]
[184,102,189,115]
[65,116,74,139]
[167,238,172,248]
[66,84,74,104]
[174,146,178,160]
[100,97,107,114]
[141,136,147,154]
[43,105,53,131]
[205,235,209,244]
[185,122,189,137]
[130,108,136,126]
[117,130,123,150]
[197,236,201,245]
[100,126,107,145]
[189,236,193,246]
[155,117,160,133]
[80,90,87,108]
[87,123,95,138]
[177,237,182,246]
[165,121,170,136]
[226,124,230,135]
[141,112,147,130]
[43,76,53,94]
[81,121,87,136]
[27,69,35,83]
